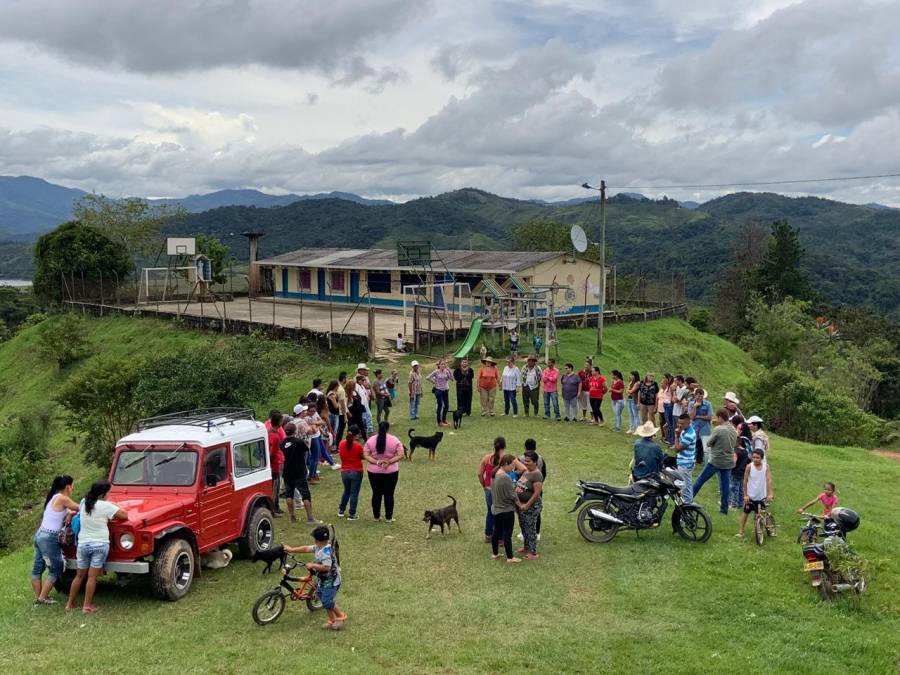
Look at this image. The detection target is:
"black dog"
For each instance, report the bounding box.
[423,495,461,539]
[451,409,464,429]
[252,544,286,574]
[406,428,444,461]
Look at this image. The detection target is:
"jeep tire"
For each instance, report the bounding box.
[151,538,195,601]
[238,506,275,558]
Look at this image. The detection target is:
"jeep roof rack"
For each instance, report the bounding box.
[135,408,258,433]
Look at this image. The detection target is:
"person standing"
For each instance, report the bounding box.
[587,366,607,426]
[626,371,641,434]
[355,365,374,435]
[65,480,128,613]
[426,359,453,427]
[453,357,475,416]
[515,450,544,560]
[281,422,316,525]
[407,361,423,420]
[373,369,390,424]
[490,454,522,564]
[335,371,349,443]
[609,370,625,432]
[363,422,404,522]
[747,415,770,457]
[689,388,714,457]
[478,356,500,417]
[692,409,737,515]
[673,414,698,502]
[508,327,519,359]
[723,391,744,424]
[325,380,342,452]
[658,374,673,445]
[520,355,542,417]
[501,356,521,417]
[32,475,79,605]
[266,411,285,515]
[338,425,365,521]
[541,357,561,421]
[638,372,659,424]
[736,449,774,538]
[478,437,506,542]
[345,384,366,436]
[560,363,582,422]
[577,357,593,422]
[632,421,665,481]
[671,376,689,442]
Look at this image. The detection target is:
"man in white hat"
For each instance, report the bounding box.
[723,391,743,424]
[632,421,665,481]
[408,361,423,420]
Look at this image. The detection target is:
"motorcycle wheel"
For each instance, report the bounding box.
[673,505,712,543]
[576,501,619,543]
[817,575,835,602]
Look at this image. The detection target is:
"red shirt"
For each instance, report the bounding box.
[266,422,286,473]
[588,375,607,399]
[610,378,625,401]
[338,439,365,472]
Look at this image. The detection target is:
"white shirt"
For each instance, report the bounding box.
[79,499,120,544]
[746,463,768,501]
[396,336,404,350]
[673,386,689,416]
[356,382,370,407]
[308,388,323,399]
[501,366,521,391]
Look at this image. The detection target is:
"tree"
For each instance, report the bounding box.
[711,220,767,338]
[512,220,605,263]
[38,313,92,368]
[196,234,232,284]
[32,221,133,303]
[752,219,813,303]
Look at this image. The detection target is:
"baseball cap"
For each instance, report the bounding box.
[293,403,308,415]
[410,360,419,367]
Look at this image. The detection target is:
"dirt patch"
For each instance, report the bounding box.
[872,449,900,462]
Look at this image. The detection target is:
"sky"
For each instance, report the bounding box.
[1,0,899,205]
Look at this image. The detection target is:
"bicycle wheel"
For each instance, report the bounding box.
[305,578,324,611]
[252,589,287,625]
[754,514,765,546]
[765,512,777,538]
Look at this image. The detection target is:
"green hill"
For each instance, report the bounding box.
[0,314,898,673]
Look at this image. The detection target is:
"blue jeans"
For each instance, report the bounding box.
[611,399,624,431]
[484,487,494,537]
[675,466,695,503]
[328,414,340,449]
[339,471,363,516]
[693,463,731,514]
[664,403,675,443]
[76,542,110,570]
[503,389,518,415]
[362,409,373,435]
[32,529,65,582]
[409,394,421,419]
[307,437,321,478]
[543,391,560,419]
[626,399,639,431]
[729,474,744,508]
[435,388,449,423]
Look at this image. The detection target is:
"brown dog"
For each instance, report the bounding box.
[423,495,461,539]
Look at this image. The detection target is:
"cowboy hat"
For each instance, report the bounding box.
[724,391,740,404]
[482,355,497,364]
[635,421,659,437]
[746,415,763,425]
[526,354,538,361]
[357,363,369,371]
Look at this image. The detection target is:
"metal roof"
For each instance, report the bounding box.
[255,248,566,274]
[472,278,509,299]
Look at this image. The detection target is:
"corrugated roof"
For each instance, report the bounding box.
[472,278,509,299]
[256,248,565,274]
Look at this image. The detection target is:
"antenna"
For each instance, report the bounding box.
[570,225,588,253]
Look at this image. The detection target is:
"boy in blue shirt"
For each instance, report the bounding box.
[673,414,697,502]
[285,526,345,630]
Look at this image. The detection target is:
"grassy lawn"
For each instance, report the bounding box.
[0,316,898,674]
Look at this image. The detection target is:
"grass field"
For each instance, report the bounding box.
[1,316,898,674]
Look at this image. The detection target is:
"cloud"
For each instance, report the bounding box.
[0,0,428,79]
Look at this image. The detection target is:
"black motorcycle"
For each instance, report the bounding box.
[571,468,712,543]
[797,507,866,601]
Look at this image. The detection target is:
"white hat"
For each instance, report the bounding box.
[635,421,660,438]
[724,391,740,404]
[746,415,763,425]
[293,403,308,415]
[357,363,369,371]
[410,360,419,367]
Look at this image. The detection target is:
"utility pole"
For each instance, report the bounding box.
[597,180,606,354]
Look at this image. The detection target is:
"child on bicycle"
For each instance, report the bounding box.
[797,482,838,516]
[284,526,346,630]
[736,448,773,538]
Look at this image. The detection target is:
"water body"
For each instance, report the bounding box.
[0,280,31,287]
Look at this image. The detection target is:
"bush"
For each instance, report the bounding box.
[687,308,712,333]
[38,313,92,368]
[741,366,884,447]
[0,414,52,549]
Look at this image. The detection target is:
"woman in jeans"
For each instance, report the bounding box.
[477,437,506,542]
[638,371,660,423]
[609,370,625,432]
[490,454,522,564]
[363,422,404,521]
[32,474,79,605]
[626,370,641,434]
[66,480,127,613]
[501,357,521,416]
[325,380,342,451]
[338,425,366,521]
[426,359,453,427]
[515,450,544,560]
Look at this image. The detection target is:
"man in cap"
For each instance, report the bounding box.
[632,421,665,481]
[356,363,374,434]
[520,355,543,417]
[408,360,423,420]
[747,415,769,456]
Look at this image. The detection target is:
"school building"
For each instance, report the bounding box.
[254,248,605,315]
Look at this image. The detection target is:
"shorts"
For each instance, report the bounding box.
[317,582,341,610]
[283,475,312,502]
[743,499,766,514]
[76,542,110,570]
[578,391,591,411]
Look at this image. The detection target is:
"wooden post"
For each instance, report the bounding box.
[367,307,376,360]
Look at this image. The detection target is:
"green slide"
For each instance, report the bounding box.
[453,318,484,359]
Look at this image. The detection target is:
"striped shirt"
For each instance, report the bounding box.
[676,425,697,470]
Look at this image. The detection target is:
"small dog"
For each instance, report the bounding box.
[200,548,233,569]
[423,495,461,539]
[406,429,444,461]
[252,544,286,574]
[451,409,464,429]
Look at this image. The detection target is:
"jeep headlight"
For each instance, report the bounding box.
[120,533,135,550]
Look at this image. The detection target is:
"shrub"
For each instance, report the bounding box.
[38,313,92,368]
[687,308,712,333]
[741,366,883,448]
[0,414,51,549]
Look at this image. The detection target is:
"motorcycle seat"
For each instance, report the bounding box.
[582,481,648,496]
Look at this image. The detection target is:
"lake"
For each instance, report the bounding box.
[0,280,31,288]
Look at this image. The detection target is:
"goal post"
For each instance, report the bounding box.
[139,266,198,304]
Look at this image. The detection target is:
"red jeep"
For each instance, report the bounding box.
[61,409,277,601]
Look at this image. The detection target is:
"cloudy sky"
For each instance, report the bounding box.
[1,0,899,204]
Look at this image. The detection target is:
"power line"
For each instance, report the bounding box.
[606,172,900,191]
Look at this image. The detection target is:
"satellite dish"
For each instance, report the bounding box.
[570,225,588,253]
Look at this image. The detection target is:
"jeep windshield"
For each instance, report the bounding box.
[112,450,199,487]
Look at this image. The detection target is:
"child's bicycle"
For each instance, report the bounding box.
[753,500,777,546]
[252,554,323,625]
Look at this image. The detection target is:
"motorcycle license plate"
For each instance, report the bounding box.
[804,561,824,571]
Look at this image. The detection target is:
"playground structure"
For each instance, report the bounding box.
[139,239,220,316]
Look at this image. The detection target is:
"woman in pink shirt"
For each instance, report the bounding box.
[363,421,404,522]
[541,358,561,421]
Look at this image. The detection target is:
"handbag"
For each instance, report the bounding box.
[59,499,84,546]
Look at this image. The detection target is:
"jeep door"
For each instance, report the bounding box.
[198,445,234,548]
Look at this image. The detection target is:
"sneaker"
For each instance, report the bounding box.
[338,511,345,518]
[563,417,569,422]
[512,414,518,418]
[386,518,396,523]
[347,514,359,521]
[491,553,502,560]
[34,598,56,605]
[306,517,320,524]
[331,463,341,471]
[517,533,524,540]
[506,557,522,564]
[537,533,541,541]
